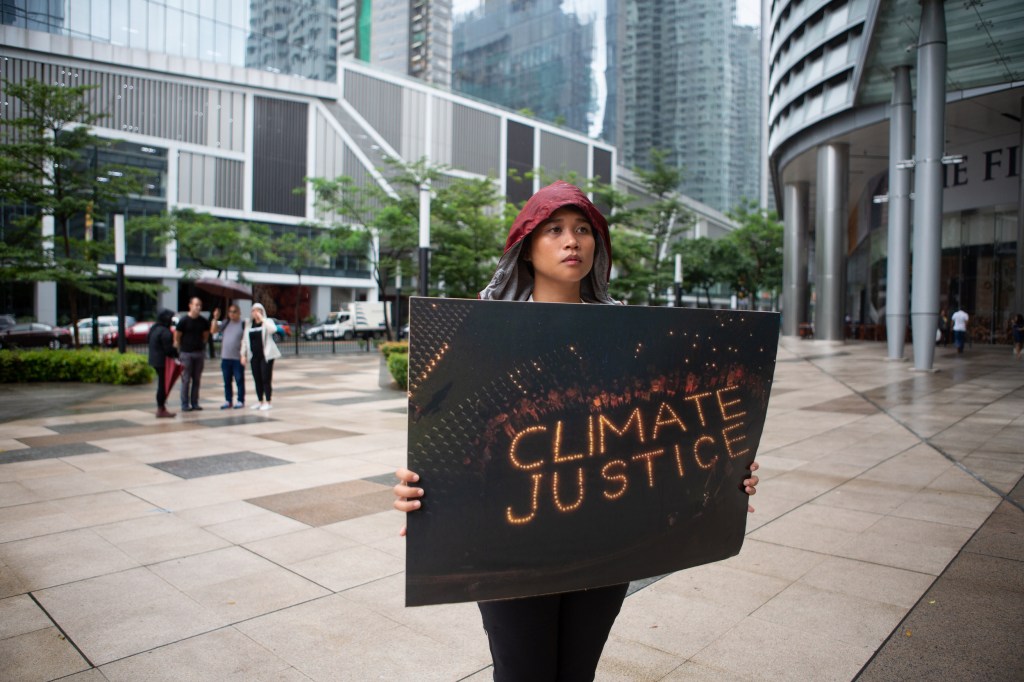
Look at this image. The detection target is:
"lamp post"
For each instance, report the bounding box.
[674,253,683,307]
[395,265,403,339]
[114,214,126,354]
[418,180,431,297]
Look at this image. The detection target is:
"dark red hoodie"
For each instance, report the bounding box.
[478,181,617,304]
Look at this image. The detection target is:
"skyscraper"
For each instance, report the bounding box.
[452,0,601,139]
[247,0,339,80]
[338,0,453,87]
[612,0,761,213]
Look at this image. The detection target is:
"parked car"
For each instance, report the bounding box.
[0,322,72,350]
[0,314,16,331]
[66,316,136,345]
[302,320,330,340]
[102,320,157,347]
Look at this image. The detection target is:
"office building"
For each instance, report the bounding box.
[452,0,602,141]
[0,1,613,325]
[339,0,453,87]
[613,0,762,213]
[768,0,1023,369]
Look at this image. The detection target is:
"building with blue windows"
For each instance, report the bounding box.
[768,0,1023,369]
[0,0,612,325]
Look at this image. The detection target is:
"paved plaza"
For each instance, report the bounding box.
[1,338,1021,681]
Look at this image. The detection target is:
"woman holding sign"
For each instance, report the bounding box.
[394,181,760,681]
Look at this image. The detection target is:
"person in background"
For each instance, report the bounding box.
[147,309,178,418]
[241,302,281,411]
[951,306,969,354]
[1011,313,1023,361]
[211,304,246,409]
[938,308,950,346]
[174,297,209,411]
[392,181,760,681]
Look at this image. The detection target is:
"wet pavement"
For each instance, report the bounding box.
[0,339,1021,680]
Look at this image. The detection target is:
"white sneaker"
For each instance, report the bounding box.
[250,403,262,410]
[259,403,273,411]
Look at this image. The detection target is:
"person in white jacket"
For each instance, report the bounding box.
[241,303,282,410]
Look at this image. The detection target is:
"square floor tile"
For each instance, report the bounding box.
[35,567,223,665]
[257,427,360,445]
[0,442,106,464]
[47,419,140,434]
[247,479,394,526]
[150,451,289,479]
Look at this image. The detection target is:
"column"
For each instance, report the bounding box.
[34,215,58,324]
[1016,95,1024,318]
[313,285,332,322]
[815,143,849,341]
[782,182,809,336]
[911,0,947,371]
[886,65,913,359]
[159,279,178,313]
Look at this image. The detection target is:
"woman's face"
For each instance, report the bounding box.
[527,206,596,289]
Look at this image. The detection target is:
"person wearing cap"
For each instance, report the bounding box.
[240,303,282,411]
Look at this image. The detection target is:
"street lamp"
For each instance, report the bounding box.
[114,214,126,354]
[418,180,431,297]
[674,253,683,308]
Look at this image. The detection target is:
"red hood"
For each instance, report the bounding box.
[503,180,612,277]
[479,181,617,304]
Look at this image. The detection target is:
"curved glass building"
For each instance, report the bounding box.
[767,0,1023,368]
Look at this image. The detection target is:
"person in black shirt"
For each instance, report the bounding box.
[147,309,178,418]
[174,297,209,412]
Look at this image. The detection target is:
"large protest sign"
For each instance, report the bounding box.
[405,298,779,607]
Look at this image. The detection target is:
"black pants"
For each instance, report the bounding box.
[251,355,274,402]
[478,583,629,682]
[179,350,205,409]
[154,366,167,408]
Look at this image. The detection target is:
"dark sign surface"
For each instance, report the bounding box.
[405,298,779,607]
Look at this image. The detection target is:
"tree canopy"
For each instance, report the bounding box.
[0,78,152,342]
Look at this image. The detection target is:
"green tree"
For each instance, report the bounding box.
[631,149,693,305]
[675,237,731,308]
[0,78,146,343]
[430,176,507,298]
[308,157,436,339]
[129,208,274,279]
[723,199,784,310]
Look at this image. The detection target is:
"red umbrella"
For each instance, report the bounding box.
[164,357,183,395]
[194,277,253,300]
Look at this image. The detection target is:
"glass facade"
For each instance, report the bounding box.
[338,0,453,87]
[452,0,600,138]
[1,0,339,82]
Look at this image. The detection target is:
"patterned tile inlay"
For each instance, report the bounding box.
[0,442,107,464]
[317,390,405,407]
[150,451,289,479]
[194,415,278,428]
[47,419,140,434]
[247,478,394,526]
[257,427,360,445]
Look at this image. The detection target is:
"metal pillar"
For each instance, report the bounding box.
[782,182,809,336]
[886,66,913,359]
[815,143,849,341]
[911,0,947,371]
[1016,96,1024,318]
[418,181,431,297]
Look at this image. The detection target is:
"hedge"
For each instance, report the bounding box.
[387,352,409,390]
[378,341,409,360]
[0,349,155,385]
